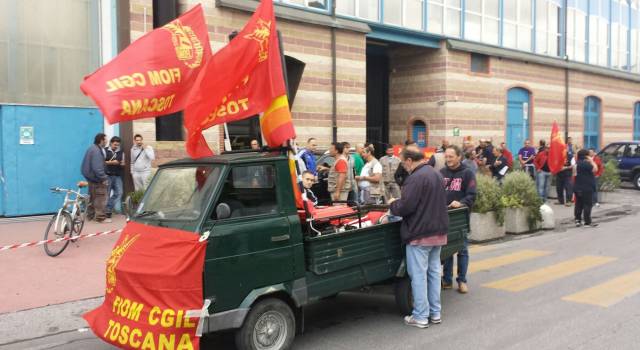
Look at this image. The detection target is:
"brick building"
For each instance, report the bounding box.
[124,0,640,165]
[2,0,640,215]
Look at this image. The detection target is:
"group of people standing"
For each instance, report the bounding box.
[80,133,155,223]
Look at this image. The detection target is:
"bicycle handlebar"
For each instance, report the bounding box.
[50,187,87,198]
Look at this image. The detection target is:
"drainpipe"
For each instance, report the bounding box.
[331,0,338,143]
[563,0,569,142]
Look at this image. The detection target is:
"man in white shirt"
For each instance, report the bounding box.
[356,146,384,204]
[130,134,155,191]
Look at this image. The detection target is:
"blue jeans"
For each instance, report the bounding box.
[442,239,468,284]
[536,171,551,201]
[406,244,442,321]
[106,175,123,214]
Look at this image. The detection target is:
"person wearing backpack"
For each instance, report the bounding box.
[130,134,155,191]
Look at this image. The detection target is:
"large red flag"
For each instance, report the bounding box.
[184,0,295,158]
[84,221,208,350]
[548,121,567,174]
[81,5,211,124]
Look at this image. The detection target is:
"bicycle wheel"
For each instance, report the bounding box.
[72,200,87,238]
[43,211,73,257]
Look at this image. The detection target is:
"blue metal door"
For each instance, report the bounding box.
[584,97,601,150]
[634,102,640,141]
[0,105,103,216]
[412,122,427,148]
[506,88,530,158]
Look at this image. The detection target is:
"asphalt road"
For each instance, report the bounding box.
[3,203,640,350]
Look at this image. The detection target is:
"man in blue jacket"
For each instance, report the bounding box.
[440,145,476,294]
[81,133,110,223]
[297,138,318,175]
[390,146,449,329]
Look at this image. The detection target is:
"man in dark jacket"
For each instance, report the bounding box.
[389,146,449,328]
[440,145,476,294]
[81,133,109,223]
[394,140,417,188]
[104,136,125,218]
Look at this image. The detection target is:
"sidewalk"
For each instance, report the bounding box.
[0,215,126,314]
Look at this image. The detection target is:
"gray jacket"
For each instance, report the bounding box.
[131,145,155,173]
[81,144,108,183]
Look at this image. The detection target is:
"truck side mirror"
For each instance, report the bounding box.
[216,203,231,220]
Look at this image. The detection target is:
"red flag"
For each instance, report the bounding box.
[548,121,567,174]
[184,0,294,158]
[81,5,211,124]
[84,222,207,350]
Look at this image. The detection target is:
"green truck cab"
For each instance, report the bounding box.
[130,151,469,350]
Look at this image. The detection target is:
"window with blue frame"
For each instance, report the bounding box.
[588,0,610,66]
[611,0,630,70]
[634,102,640,141]
[537,0,562,57]
[465,0,500,45]
[584,96,601,150]
[632,4,639,73]
[427,0,462,37]
[566,0,588,61]
[503,0,533,51]
[281,0,328,11]
[383,0,424,30]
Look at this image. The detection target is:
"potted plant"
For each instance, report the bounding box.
[597,160,621,203]
[469,175,505,242]
[501,171,543,234]
[122,190,145,218]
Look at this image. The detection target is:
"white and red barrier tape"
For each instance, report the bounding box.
[0,228,122,252]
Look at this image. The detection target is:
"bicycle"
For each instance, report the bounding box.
[44,181,89,257]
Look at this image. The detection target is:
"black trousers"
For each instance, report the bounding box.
[574,191,594,225]
[556,173,573,204]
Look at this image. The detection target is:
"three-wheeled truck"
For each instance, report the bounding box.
[128,150,469,350]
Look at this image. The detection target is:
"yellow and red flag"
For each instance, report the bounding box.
[80,5,211,124]
[84,221,208,350]
[548,121,567,174]
[184,0,295,158]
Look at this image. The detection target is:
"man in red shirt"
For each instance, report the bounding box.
[500,142,514,169]
[327,142,352,202]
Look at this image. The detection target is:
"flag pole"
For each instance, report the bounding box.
[223,123,232,151]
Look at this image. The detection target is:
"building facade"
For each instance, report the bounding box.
[2,0,640,215]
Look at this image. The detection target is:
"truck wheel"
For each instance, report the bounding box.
[235,298,295,350]
[394,277,413,316]
[634,172,640,190]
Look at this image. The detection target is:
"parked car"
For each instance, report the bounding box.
[598,141,640,189]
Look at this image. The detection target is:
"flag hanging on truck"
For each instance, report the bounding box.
[183,0,295,158]
[84,221,208,350]
[80,4,211,124]
[548,121,567,174]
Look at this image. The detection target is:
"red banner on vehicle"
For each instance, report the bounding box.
[80,4,211,124]
[84,221,207,350]
[184,0,294,158]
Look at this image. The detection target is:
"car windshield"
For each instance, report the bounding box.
[135,166,221,222]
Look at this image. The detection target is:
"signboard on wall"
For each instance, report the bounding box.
[19,126,34,145]
[453,127,460,136]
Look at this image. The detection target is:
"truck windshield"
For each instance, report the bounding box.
[135,166,221,222]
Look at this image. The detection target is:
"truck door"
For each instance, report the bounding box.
[202,163,294,312]
[619,144,640,177]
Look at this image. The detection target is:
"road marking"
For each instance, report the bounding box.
[562,269,640,307]
[468,250,552,274]
[468,245,500,254]
[483,256,617,292]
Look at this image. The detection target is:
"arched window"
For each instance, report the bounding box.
[634,102,640,141]
[584,96,601,150]
[411,120,427,148]
[506,87,531,155]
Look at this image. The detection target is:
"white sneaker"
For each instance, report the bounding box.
[98,218,113,223]
[404,315,429,328]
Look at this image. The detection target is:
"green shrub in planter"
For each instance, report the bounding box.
[501,171,543,230]
[129,190,145,205]
[599,159,621,192]
[472,175,504,225]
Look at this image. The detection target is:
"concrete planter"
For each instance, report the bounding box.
[469,212,505,242]
[597,191,611,204]
[505,208,537,234]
